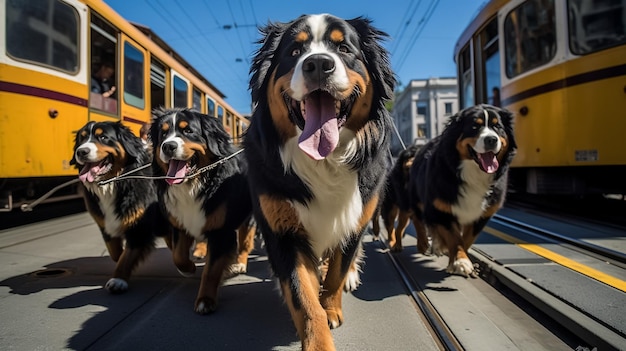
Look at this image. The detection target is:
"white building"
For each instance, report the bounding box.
[390,77,458,154]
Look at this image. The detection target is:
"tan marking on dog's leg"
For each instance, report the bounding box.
[411,213,430,254]
[462,224,478,252]
[172,232,196,275]
[371,207,381,239]
[358,194,379,231]
[320,249,348,329]
[384,205,399,248]
[432,224,474,277]
[281,253,335,351]
[236,220,255,267]
[194,248,235,314]
[391,210,411,252]
[105,237,124,262]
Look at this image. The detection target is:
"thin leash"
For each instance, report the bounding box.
[97,148,245,186]
[19,148,245,211]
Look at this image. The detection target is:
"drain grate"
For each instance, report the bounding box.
[31,268,72,278]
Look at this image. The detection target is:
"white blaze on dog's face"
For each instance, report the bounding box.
[266,14,373,161]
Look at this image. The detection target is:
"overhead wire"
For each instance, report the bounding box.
[394,0,441,73]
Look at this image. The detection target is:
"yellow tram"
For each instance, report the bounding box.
[454,0,626,195]
[0,0,249,211]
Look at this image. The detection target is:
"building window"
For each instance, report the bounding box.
[416,101,428,117]
[444,102,453,115]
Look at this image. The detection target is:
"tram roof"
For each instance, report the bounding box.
[131,22,227,100]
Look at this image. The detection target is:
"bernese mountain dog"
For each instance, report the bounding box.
[150,107,252,314]
[371,144,428,253]
[409,104,517,277]
[245,14,395,350]
[71,121,168,293]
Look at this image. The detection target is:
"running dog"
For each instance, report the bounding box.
[71,121,168,293]
[372,144,428,253]
[150,107,252,314]
[409,104,517,277]
[245,14,395,350]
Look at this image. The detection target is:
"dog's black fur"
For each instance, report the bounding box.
[245,14,395,350]
[71,121,168,293]
[409,104,517,277]
[150,107,251,314]
[372,144,428,252]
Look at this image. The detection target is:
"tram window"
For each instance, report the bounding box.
[568,0,626,55]
[217,106,225,125]
[173,75,188,107]
[192,88,202,111]
[207,97,216,116]
[504,0,556,78]
[6,0,79,73]
[150,59,166,110]
[459,46,474,108]
[226,111,233,128]
[123,42,144,109]
[90,16,118,113]
[481,19,501,106]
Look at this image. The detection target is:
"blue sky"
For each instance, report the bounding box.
[104,0,486,115]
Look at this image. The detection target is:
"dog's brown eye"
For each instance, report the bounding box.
[338,44,349,53]
[291,48,301,57]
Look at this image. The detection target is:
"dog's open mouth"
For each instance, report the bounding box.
[468,146,499,174]
[165,155,197,185]
[78,158,113,183]
[287,90,353,160]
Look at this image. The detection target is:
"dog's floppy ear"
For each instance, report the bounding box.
[347,17,396,102]
[115,122,146,164]
[196,111,233,158]
[250,20,289,104]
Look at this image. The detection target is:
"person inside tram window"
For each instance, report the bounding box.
[139,123,150,149]
[492,87,501,107]
[91,60,116,98]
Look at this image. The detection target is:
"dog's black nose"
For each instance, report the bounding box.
[303,54,335,81]
[76,147,90,158]
[484,135,499,149]
[161,141,178,156]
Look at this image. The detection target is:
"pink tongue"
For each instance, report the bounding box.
[478,152,499,174]
[166,160,188,185]
[79,162,102,183]
[298,91,339,160]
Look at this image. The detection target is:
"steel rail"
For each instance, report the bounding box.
[375,237,464,351]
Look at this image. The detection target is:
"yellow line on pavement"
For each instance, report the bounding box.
[483,226,626,293]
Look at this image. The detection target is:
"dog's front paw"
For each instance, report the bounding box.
[446,258,475,278]
[195,297,217,315]
[105,278,128,293]
[325,307,344,329]
[343,269,361,292]
[224,263,247,278]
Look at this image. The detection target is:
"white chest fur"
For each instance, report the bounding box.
[85,182,122,237]
[451,160,494,225]
[163,181,206,240]
[281,131,363,259]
